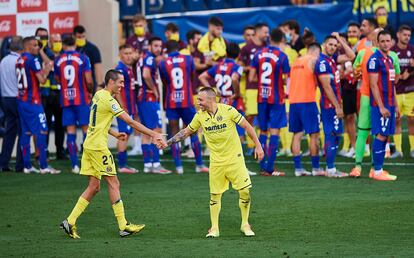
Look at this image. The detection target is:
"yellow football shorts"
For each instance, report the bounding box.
[80,148,116,180]
[245,89,258,116]
[209,162,252,194]
[397,92,414,116]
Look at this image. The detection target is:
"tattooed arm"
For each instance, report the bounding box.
[166,127,194,147]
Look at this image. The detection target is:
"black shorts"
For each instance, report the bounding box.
[342,89,357,115]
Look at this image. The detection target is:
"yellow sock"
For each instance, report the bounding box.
[112,200,127,230]
[409,135,414,151]
[238,188,251,226]
[394,134,402,152]
[209,193,222,230]
[280,127,287,150]
[67,197,89,225]
[286,131,293,152]
[342,133,350,151]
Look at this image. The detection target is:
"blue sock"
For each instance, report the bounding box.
[259,134,268,170]
[293,155,302,170]
[151,144,160,163]
[311,155,320,170]
[67,133,78,168]
[36,133,48,169]
[20,133,31,168]
[142,144,151,164]
[325,134,337,169]
[118,151,127,168]
[171,142,182,168]
[373,137,386,171]
[190,134,203,166]
[265,135,279,172]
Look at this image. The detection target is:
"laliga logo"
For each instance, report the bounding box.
[0,21,11,32]
[21,0,42,7]
[53,17,74,29]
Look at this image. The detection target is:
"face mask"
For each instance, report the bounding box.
[377,16,387,26]
[348,37,358,46]
[40,40,48,48]
[285,33,292,43]
[169,33,179,42]
[134,27,145,37]
[76,38,86,47]
[52,42,62,53]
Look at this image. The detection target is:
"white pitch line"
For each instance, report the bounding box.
[127,157,414,167]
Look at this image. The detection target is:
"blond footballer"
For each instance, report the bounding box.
[166,87,264,238]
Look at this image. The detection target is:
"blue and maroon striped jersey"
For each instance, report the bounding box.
[251,46,290,104]
[315,53,342,109]
[138,52,159,102]
[16,52,42,105]
[54,50,92,107]
[159,52,194,109]
[367,49,396,108]
[115,61,136,115]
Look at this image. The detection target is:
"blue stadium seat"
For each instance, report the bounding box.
[184,0,205,11]
[119,0,140,19]
[269,0,291,5]
[206,0,226,9]
[228,0,248,8]
[249,0,268,7]
[162,0,184,13]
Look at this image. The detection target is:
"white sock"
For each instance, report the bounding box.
[144,163,152,168]
[327,168,336,174]
[374,169,383,176]
[153,162,160,167]
[134,135,141,149]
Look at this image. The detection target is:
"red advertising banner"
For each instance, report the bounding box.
[49,11,78,34]
[0,15,17,37]
[17,0,47,13]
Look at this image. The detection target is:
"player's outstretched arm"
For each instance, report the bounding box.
[239,119,264,161]
[108,129,127,141]
[199,71,212,87]
[118,112,167,148]
[166,127,194,147]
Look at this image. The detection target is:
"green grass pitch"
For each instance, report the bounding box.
[1,149,413,257]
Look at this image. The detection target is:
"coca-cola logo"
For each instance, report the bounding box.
[53,17,74,29]
[21,0,42,7]
[0,21,11,32]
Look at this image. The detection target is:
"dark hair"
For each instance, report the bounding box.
[22,36,37,47]
[339,32,348,40]
[254,23,268,31]
[119,44,133,51]
[186,29,201,43]
[377,30,392,41]
[208,16,223,27]
[165,22,179,32]
[226,42,240,59]
[364,18,378,29]
[270,28,284,43]
[165,40,180,53]
[308,42,321,52]
[62,35,76,46]
[9,36,23,52]
[348,22,361,29]
[243,25,255,33]
[282,20,300,34]
[73,25,86,35]
[398,24,412,33]
[105,69,123,85]
[375,6,387,14]
[324,35,338,43]
[149,36,162,45]
[35,27,48,36]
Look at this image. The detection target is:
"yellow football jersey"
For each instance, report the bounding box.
[188,103,244,166]
[83,89,124,150]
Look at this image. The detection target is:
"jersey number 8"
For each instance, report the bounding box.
[171,67,184,89]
